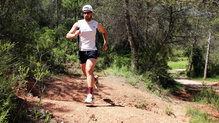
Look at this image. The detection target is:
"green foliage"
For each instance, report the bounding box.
[134,101,147,110]
[190,75,219,82]
[0,42,31,122]
[0,0,219,121]
[30,62,50,94]
[109,64,137,86]
[168,57,188,69]
[0,41,14,76]
[0,77,15,122]
[37,28,56,49]
[192,47,205,77]
[62,0,84,9]
[32,62,50,83]
[186,108,218,123]
[144,76,161,96]
[193,87,219,111]
[168,49,188,69]
[111,53,131,69]
[208,63,219,77]
[18,66,30,80]
[66,54,78,63]
[0,42,16,122]
[165,105,173,116]
[33,26,75,72]
[16,66,30,92]
[107,54,138,85]
[32,95,52,122]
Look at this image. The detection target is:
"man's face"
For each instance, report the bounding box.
[83,10,93,21]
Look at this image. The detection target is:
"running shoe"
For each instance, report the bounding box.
[84,94,93,104]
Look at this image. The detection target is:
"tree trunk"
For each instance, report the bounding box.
[187,60,193,76]
[56,0,61,29]
[203,31,211,80]
[187,37,197,76]
[123,0,138,71]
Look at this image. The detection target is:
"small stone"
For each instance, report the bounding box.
[49,119,58,123]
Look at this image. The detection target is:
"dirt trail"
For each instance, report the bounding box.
[170,69,219,93]
[18,75,218,123]
[176,78,219,93]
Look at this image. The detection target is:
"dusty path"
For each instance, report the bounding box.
[175,78,219,93]
[170,69,219,92]
[18,75,218,123]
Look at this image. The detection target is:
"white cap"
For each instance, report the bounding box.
[82,5,93,12]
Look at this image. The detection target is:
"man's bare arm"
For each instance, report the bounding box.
[66,22,80,39]
[97,23,108,50]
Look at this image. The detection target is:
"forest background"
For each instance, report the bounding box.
[0,0,218,122]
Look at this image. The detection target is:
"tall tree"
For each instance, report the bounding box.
[203,30,211,80]
[123,0,138,71]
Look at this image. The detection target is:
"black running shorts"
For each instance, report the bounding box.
[78,50,98,64]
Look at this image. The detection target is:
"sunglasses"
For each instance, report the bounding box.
[83,11,92,14]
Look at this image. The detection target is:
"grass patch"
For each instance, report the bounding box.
[107,55,185,97]
[193,87,219,111]
[168,57,188,69]
[170,71,187,79]
[134,102,147,110]
[107,64,137,86]
[189,75,219,82]
[186,108,218,123]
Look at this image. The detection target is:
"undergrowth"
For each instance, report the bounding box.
[189,75,219,82]
[107,63,182,97]
[168,57,188,69]
[108,64,137,86]
[193,87,219,111]
[186,108,219,123]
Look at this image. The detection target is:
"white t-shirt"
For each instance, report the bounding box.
[78,19,98,51]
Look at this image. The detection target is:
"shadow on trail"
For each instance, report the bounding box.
[86,104,124,108]
[43,75,113,103]
[172,86,201,101]
[42,102,72,113]
[86,98,124,108]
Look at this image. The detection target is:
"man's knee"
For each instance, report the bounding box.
[86,68,93,75]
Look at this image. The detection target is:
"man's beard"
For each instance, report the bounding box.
[85,16,92,22]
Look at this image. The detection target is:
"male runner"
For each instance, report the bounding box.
[66,5,108,103]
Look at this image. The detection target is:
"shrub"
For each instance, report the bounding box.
[193,87,219,111]
[186,108,218,123]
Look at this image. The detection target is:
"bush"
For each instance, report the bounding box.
[193,87,219,111]
[0,41,28,122]
[208,63,219,77]
[0,41,33,122]
[0,77,15,122]
[110,53,131,69]
[186,108,218,123]
[0,41,14,121]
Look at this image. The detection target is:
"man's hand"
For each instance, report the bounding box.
[102,43,107,50]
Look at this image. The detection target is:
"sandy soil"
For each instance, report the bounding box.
[18,75,219,123]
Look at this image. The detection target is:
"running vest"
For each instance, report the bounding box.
[78,19,98,51]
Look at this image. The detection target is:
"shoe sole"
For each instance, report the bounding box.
[84,101,94,104]
[94,75,99,89]
[84,97,94,104]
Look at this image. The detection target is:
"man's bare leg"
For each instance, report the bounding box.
[80,63,87,77]
[81,60,98,87]
[86,58,97,88]
[84,58,97,103]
